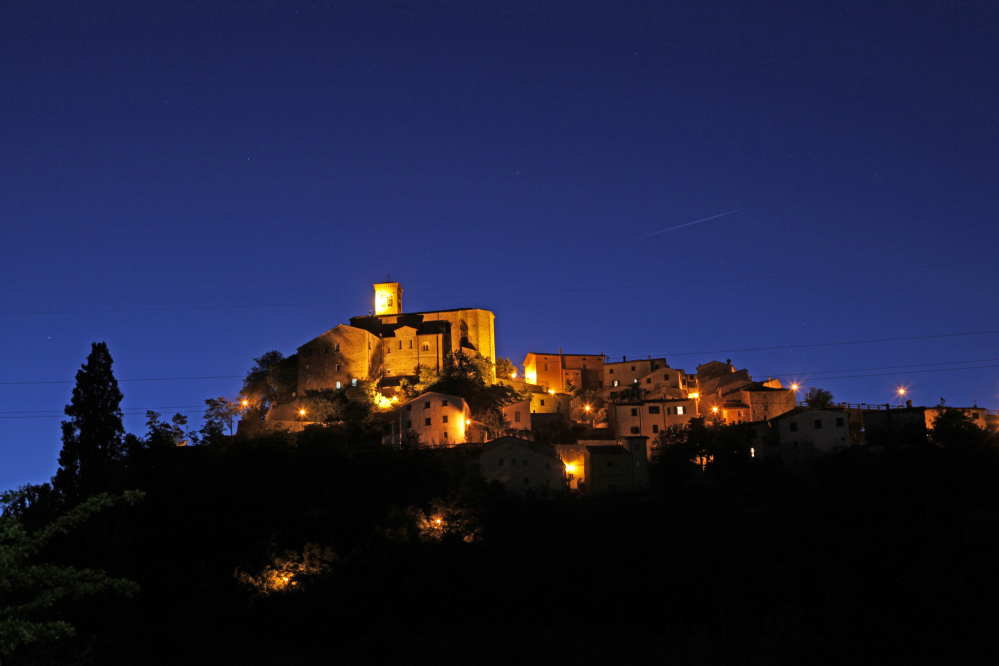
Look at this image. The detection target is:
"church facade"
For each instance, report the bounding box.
[295,282,497,395]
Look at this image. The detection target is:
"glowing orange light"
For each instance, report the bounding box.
[299,409,306,417]
[241,400,248,407]
[436,518,442,525]
[712,406,718,413]
[584,405,591,412]
[690,392,699,399]
[791,384,799,391]
[898,388,906,395]
[512,371,517,378]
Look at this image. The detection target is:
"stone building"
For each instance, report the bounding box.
[480,436,565,494]
[555,436,650,496]
[613,398,697,440]
[523,351,604,391]
[383,391,470,448]
[291,282,497,398]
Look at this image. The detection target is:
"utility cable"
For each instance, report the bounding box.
[1,258,994,317]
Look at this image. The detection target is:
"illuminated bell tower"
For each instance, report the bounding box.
[373,281,402,316]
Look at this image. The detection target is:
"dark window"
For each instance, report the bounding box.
[836,418,845,427]
[336,364,341,371]
[406,405,412,412]
[514,412,521,423]
[631,408,638,416]
[498,458,504,466]
[442,415,449,424]
[814,420,823,429]
[304,348,312,357]
[631,426,640,434]
[442,400,448,407]
[424,418,431,426]
[647,378,651,384]
[511,459,517,466]
[652,425,659,433]
[607,461,615,468]
[409,339,413,349]
[540,400,545,406]
[631,366,635,371]
[335,343,340,352]
[544,363,549,371]
[524,478,530,485]
[648,406,660,414]
[398,340,402,349]
[522,460,527,466]
[789,422,798,432]
[608,484,617,494]
[609,369,614,374]
[424,402,431,409]
[405,420,412,429]
[748,430,757,439]
[422,344,429,351]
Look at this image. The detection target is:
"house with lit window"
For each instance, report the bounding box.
[613,399,697,442]
[603,357,670,395]
[764,408,852,468]
[383,392,470,448]
[480,436,565,495]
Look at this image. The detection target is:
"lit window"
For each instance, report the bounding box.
[676,406,685,415]
[351,379,357,387]
[336,382,341,389]
[612,380,619,387]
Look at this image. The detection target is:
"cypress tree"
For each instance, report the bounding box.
[53,342,125,503]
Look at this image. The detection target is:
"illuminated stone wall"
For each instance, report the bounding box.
[297,324,381,394]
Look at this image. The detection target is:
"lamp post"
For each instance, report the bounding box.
[898,388,906,407]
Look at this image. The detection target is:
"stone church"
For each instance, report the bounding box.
[294,281,496,395]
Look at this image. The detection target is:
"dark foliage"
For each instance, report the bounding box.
[52,342,125,504]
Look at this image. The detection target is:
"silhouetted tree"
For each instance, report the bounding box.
[240,350,285,417]
[495,357,516,380]
[52,343,125,503]
[930,400,986,451]
[0,488,142,660]
[804,387,834,408]
[201,397,243,439]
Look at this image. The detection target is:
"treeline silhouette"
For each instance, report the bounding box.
[3,345,998,665]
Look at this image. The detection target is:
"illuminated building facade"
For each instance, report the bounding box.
[295,282,497,396]
[383,392,470,447]
[522,350,604,391]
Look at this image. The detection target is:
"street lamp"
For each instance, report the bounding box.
[898,387,906,406]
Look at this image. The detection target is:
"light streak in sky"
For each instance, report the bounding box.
[617,208,745,244]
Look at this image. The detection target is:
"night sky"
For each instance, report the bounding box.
[2,0,996,490]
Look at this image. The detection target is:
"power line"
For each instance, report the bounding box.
[0,405,207,415]
[657,329,999,358]
[1,258,994,317]
[768,357,999,379]
[773,364,999,383]
[0,375,242,386]
[0,410,207,421]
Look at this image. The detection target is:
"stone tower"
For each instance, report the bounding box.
[373,282,402,316]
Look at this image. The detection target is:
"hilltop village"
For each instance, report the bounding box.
[238,282,997,496]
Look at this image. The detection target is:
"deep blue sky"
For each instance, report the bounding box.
[2,0,997,490]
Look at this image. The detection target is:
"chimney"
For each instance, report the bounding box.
[623,355,627,362]
[559,348,562,354]
[906,399,912,408]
